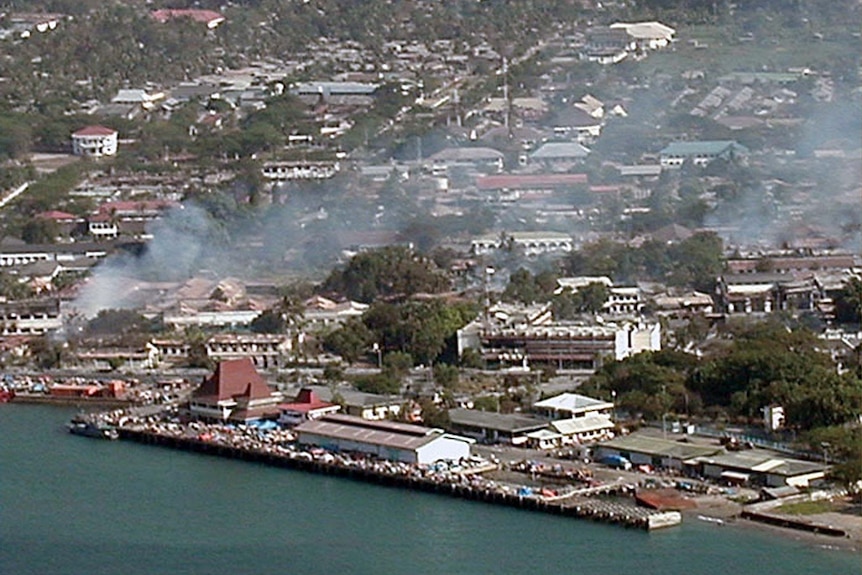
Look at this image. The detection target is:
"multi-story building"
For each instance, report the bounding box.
[457,303,660,371]
[71,125,118,157]
[0,299,63,335]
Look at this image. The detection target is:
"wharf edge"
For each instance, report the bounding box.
[118,427,681,531]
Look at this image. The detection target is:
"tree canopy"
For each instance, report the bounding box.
[322,246,450,303]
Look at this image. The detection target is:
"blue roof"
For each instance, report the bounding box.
[660,140,748,156]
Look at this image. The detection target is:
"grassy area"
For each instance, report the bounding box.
[775,499,836,516]
[640,23,861,78]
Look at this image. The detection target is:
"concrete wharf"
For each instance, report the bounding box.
[117,426,681,531]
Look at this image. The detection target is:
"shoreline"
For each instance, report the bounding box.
[682,495,861,554]
[9,402,860,553]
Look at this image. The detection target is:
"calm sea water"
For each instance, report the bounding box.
[1,405,858,575]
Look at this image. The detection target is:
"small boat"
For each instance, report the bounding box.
[68,416,119,440]
[0,389,14,403]
[697,515,724,525]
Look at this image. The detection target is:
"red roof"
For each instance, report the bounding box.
[589,185,622,193]
[194,358,272,402]
[37,210,78,221]
[150,9,225,25]
[278,388,337,413]
[98,199,178,216]
[476,174,588,190]
[73,125,117,137]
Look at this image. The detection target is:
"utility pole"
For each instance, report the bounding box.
[502,56,510,129]
[661,384,667,440]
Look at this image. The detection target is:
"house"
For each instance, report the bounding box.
[1,12,63,39]
[532,393,614,420]
[306,385,406,421]
[86,213,118,239]
[582,27,631,64]
[188,358,281,423]
[447,408,548,445]
[652,291,715,318]
[659,140,748,168]
[277,388,341,427]
[574,94,605,118]
[261,161,339,181]
[479,125,549,152]
[550,108,603,143]
[150,9,226,29]
[71,126,118,157]
[111,89,164,108]
[295,413,474,464]
[610,21,675,50]
[530,142,591,170]
[427,147,504,175]
[302,295,369,331]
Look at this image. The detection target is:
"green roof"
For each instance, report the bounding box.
[660,140,748,157]
[600,434,723,460]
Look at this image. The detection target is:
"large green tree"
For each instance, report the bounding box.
[322,246,450,303]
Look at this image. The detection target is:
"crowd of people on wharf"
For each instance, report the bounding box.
[72,408,682,531]
[3,372,193,404]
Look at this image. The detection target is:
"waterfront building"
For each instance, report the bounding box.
[595,435,723,471]
[306,386,407,421]
[295,413,474,464]
[447,408,548,445]
[277,388,341,427]
[692,451,828,488]
[188,358,281,423]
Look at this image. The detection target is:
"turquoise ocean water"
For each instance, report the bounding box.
[1,405,858,575]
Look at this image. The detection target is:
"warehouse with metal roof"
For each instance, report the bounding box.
[295,414,474,465]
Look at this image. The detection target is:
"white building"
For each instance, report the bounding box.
[295,414,475,465]
[533,393,615,420]
[71,126,118,157]
[458,309,661,371]
[610,21,676,50]
[555,277,644,316]
[471,231,574,257]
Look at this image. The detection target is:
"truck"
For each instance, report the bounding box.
[600,454,632,471]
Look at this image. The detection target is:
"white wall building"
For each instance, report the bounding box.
[71,126,118,157]
[295,414,474,465]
